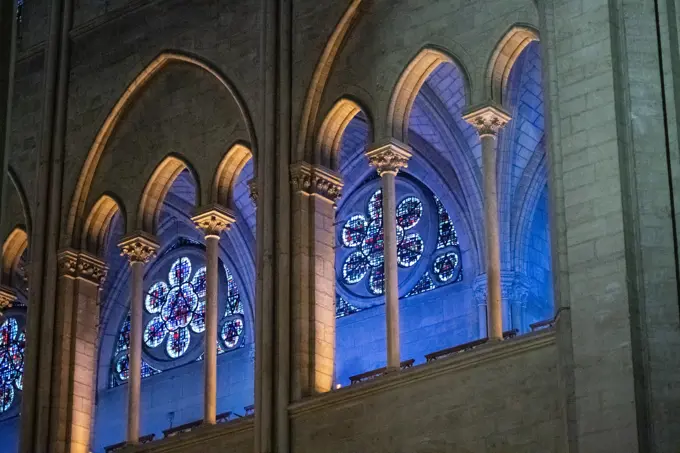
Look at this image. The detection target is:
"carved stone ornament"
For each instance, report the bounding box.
[247,178,258,205]
[118,232,160,264]
[290,162,343,202]
[77,252,108,285]
[0,285,16,312]
[365,139,412,176]
[462,104,512,137]
[57,249,79,278]
[473,275,487,305]
[191,205,236,238]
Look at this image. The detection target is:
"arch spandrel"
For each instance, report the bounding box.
[68,52,257,249]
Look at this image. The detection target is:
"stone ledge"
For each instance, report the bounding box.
[118,416,254,453]
[289,329,556,417]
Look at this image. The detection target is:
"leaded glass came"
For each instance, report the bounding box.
[110,255,247,387]
[336,180,463,317]
[0,316,25,413]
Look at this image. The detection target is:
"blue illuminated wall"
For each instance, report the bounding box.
[92,169,256,452]
[334,42,553,385]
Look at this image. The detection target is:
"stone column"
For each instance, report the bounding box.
[463,105,511,341]
[290,162,342,398]
[472,276,487,339]
[191,205,236,425]
[118,233,159,445]
[365,140,411,371]
[51,250,107,453]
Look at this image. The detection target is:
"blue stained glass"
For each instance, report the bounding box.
[435,196,458,249]
[221,316,244,349]
[0,316,24,413]
[112,256,247,387]
[406,273,436,297]
[343,252,368,284]
[396,196,423,230]
[341,188,423,291]
[433,252,460,282]
[166,328,190,358]
[336,296,361,318]
[397,232,424,267]
[368,265,385,295]
[342,215,367,247]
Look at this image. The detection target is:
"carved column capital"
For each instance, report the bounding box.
[462,104,511,137]
[473,274,487,305]
[365,139,412,176]
[192,205,237,238]
[290,161,343,202]
[118,232,159,264]
[247,178,258,205]
[0,285,16,312]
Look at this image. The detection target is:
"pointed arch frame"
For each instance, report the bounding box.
[66,51,257,248]
[212,142,253,210]
[485,24,540,106]
[82,193,126,257]
[2,227,28,287]
[317,97,373,171]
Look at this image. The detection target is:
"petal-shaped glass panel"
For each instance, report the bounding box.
[116,354,130,381]
[396,196,423,230]
[342,215,367,247]
[146,281,168,314]
[166,327,190,358]
[191,267,207,299]
[221,316,244,349]
[0,352,11,386]
[342,252,369,284]
[162,284,197,331]
[361,220,384,267]
[0,383,14,412]
[168,257,192,286]
[0,318,18,344]
[368,265,385,295]
[397,232,424,267]
[433,252,460,282]
[144,316,166,348]
[190,298,206,333]
[368,189,383,220]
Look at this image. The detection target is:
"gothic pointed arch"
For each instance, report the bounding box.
[82,194,126,257]
[213,142,253,210]
[7,167,31,236]
[296,0,364,163]
[138,154,200,234]
[2,227,28,288]
[317,97,373,171]
[387,46,471,143]
[66,51,257,249]
[485,24,540,106]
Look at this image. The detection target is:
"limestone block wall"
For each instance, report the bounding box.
[294,332,563,453]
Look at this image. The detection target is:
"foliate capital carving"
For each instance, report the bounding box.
[365,139,412,176]
[462,104,511,137]
[77,252,108,285]
[192,205,236,238]
[290,162,343,202]
[473,275,487,305]
[247,178,258,205]
[118,232,159,264]
[0,285,16,312]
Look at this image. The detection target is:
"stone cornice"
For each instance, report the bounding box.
[77,252,108,285]
[290,162,343,202]
[57,249,108,285]
[289,330,556,417]
[462,104,512,137]
[0,285,16,312]
[118,232,160,264]
[365,139,412,176]
[191,205,237,238]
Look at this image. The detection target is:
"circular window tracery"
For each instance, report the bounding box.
[111,251,247,387]
[336,179,463,314]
